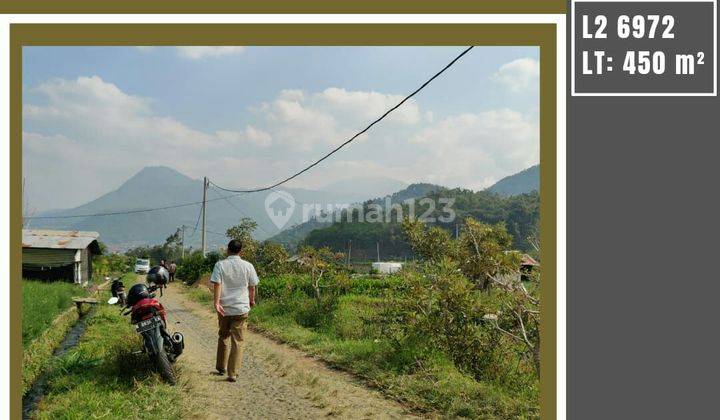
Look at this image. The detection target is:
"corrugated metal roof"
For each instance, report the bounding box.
[521,254,539,267]
[22,229,101,252]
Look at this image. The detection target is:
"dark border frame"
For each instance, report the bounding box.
[10,23,557,419]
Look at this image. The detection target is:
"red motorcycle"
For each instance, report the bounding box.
[122,279,184,384]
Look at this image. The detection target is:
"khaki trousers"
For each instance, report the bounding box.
[216,313,248,377]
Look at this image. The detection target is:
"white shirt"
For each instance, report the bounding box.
[210,255,259,316]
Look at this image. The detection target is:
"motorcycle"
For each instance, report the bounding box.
[110,281,184,384]
[109,278,126,306]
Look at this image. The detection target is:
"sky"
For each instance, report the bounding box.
[22,46,539,211]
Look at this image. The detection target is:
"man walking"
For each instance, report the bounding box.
[168,260,177,282]
[211,239,259,382]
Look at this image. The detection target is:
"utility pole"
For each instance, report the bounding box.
[455,223,459,239]
[201,177,208,257]
[180,225,186,259]
[376,241,380,262]
[346,240,352,268]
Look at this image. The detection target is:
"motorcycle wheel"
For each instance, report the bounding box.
[152,347,176,385]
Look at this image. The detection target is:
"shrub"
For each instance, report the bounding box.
[176,251,221,284]
[387,261,537,389]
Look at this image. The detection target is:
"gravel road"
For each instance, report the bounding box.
[157,282,417,419]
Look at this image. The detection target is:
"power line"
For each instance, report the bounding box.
[28,201,204,220]
[208,185,274,237]
[26,190,242,220]
[186,202,205,238]
[26,46,474,220]
[209,46,474,193]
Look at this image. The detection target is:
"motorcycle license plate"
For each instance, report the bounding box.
[136,317,161,333]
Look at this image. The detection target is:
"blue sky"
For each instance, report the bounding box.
[22,46,539,211]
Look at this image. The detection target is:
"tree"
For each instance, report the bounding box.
[125,228,184,264]
[296,246,344,301]
[401,218,457,263]
[162,228,184,261]
[256,241,289,276]
[399,215,540,376]
[225,217,259,263]
[458,218,518,290]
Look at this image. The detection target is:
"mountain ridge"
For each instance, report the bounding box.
[486,164,539,196]
[30,166,409,249]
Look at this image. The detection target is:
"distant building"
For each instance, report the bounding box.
[371,262,403,274]
[520,254,539,281]
[496,252,540,285]
[22,229,102,284]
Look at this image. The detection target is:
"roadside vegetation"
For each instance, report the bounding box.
[22,280,88,346]
[178,215,541,418]
[33,302,188,418]
[23,272,142,397]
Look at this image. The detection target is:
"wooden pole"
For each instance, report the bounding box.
[201,177,208,257]
[181,225,186,259]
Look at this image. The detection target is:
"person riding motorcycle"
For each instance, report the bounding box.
[146,265,170,296]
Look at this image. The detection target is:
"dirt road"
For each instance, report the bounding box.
[157,282,417,419]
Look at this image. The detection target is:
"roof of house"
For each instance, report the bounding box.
[22,229,101,253]
[521,254,539,267]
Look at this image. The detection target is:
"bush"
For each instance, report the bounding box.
[176,251,221,284]
[387,261,537,391]
[258,273,400,302]
[93,254,132,280]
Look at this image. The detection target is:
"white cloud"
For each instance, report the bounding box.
[256,87,422,151]
[23,75,537,210]
[175,46,245,59]
[407,109,539,190]
[492,58,539,93]
[215,125,272,147]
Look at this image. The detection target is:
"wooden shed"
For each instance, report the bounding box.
[22,229,102,284]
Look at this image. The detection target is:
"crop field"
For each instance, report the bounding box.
[22,280,87,346]
[185,271,539,418]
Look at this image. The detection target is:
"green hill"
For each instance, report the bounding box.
[269,183,443,250]
[487,164,539,196]
[302,188,539,260]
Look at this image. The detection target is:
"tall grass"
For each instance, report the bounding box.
[22,280,87,346]
[34,304,188,418]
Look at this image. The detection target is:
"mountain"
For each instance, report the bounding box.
[321,177,408,203]
[30,166,373,250]
[269,183,444,250]
[302,188,540,260]
[486,165,539,196]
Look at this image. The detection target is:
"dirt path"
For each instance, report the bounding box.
[157,281,418,419]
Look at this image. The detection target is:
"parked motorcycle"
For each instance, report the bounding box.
[117,267,183,384]
[110,279,126,306]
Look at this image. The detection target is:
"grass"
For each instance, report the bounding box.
[22,279,92,395]
[22,280,88,346]
[183,286,213,305]
[22,307,79,396]
[181,280,538,419]
[33,301,188,419]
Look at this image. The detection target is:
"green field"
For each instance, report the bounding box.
[185,273,538,419]
[33,302,187,418]
[22,280,88,346]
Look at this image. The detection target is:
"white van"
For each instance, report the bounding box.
[134,258,150,274]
